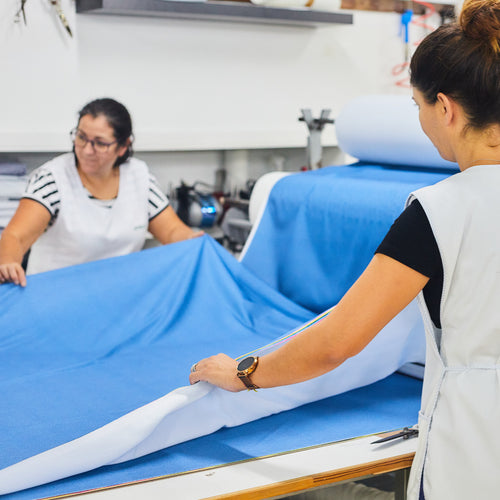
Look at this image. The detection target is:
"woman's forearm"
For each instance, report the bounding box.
[0,231,25,266]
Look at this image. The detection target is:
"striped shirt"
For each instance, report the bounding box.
[23,166,169,223]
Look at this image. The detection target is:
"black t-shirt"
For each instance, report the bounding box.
[376,199,443,328]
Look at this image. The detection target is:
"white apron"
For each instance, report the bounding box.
[27,154,149,275]
[406,165,500,499]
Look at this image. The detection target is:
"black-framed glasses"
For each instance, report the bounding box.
[70,129,118,153]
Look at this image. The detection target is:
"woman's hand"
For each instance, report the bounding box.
[189,230,205,239]
[0,262,27,287]
[0,198,52,287]
[149,206,205,244]
[189,353,245,392]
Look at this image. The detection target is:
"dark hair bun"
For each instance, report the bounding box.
[460,0,500,53]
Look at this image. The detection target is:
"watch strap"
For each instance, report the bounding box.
[238,374,259,391]
[237,356,260,391]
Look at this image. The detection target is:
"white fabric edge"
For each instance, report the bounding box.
[239,171,292,261]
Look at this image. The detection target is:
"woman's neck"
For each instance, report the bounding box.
[77,165,120,200]
[456,127,500,171]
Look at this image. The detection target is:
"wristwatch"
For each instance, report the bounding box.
[237,356,260,390]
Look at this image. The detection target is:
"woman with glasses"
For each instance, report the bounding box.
[0,98,201,287]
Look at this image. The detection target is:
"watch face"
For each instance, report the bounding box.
[238,356,255,371]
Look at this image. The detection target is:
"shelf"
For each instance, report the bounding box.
[76,0,353,28]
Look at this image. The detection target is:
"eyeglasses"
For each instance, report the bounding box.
[70,129,118,153]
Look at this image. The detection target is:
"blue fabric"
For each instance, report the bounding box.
[0,237,313,489]
[0,160,440,498]
[242,163,452,313]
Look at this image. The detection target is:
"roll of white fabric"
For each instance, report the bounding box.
[335,94,459,170]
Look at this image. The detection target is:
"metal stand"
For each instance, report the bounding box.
[299,109,334,170]
[395,467,411,500]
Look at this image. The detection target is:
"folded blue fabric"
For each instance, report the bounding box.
[241,163,452,313]
[0,163,26,176]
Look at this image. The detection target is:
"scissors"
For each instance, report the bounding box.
[371,426,419,444]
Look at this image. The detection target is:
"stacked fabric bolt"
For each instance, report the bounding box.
[0,161,27,232]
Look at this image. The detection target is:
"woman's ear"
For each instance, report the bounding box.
[436,92,456,126]
[117,137,131,157]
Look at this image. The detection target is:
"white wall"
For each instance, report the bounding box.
[0,0,441,151]
[0,0,441,190]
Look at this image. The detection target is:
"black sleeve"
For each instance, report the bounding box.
[376,199,444,328]
[376,199,441,279]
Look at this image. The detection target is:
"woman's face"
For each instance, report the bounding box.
[74,114,128,176]
[412,88,455,163]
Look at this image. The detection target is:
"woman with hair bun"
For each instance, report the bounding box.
[189,1,500,498]
[0,98,202,286]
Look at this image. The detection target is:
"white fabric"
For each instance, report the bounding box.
[0,298,424,494]
[406,165,500,499]
[335,95,458,170]
[240,171,292,259]
[27,153,150,275]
